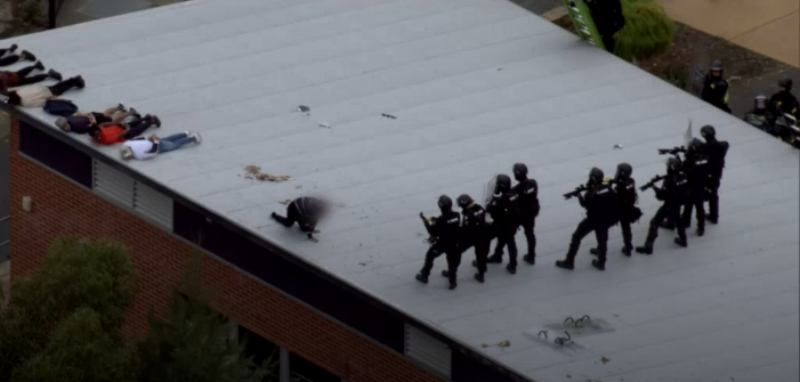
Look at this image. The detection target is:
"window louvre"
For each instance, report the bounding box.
[133,181,173,230]
[93,160,134,208]
[404,324,451,378]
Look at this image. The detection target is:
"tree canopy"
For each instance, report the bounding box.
[613,0,675,61]
[0,238,272,382]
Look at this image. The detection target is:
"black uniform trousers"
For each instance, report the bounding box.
[461,237,489,275]
[646,201,686,245]
[706,177,721,222]
[619,218,633,250]
[566,217,609,263]
[492,223,518,265]
[681,188,706,229]
[420,244,461,286]
[519,214,537,259]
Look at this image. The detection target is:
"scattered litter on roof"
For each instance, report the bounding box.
[381,113,397,119]
[358,262,367,266]
[613,143,623,149]
[497,340,510,348]
[243,165,290,182]
[318,122,331,129]
[295,185,303,189]
[297,105,310,114]
[601,356,611,364]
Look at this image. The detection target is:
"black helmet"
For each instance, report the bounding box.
[779,78,793,91]
[512,163,528,181]
[589,167,604,185]
[666,156,681,172]
[710,60,723,71]
[755,94,767,110]
[456,194,473,209]
[700,125,716,140]
[438,195,453,213]
[615,163,632,180]
[495,174,512,193]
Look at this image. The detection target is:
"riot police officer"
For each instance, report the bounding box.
[486,174,519,275]
[556,168,616,271]
[701,60,732,114]
[636,157,689,254]
[591,163,640,256]
[457,194,490,283]
[511,163,540,265]
[700,125,729,224]
[416,195,462,290]
[769,78,799,118]
[680,138,710,235]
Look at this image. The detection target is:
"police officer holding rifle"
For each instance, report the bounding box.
[591,163,641,257]
[556,168,617,271]
[416,196,462,290]
[636,157,689,254]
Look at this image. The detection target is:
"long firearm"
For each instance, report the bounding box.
[563,184,588,200]
[639,175,667,191]
[657,146,686,156]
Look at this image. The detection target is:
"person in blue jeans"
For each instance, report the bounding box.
[121,131,201,161]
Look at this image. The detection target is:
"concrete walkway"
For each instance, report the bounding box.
[657,0,799,67]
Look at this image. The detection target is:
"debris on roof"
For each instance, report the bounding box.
[497,340,511,348]
[381,113,397,119]
[243,165,290,182]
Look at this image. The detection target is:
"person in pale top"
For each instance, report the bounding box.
[1,75,84,107]
[121,131,202,161]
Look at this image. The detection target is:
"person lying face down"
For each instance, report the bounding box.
[0,45,37,67]
[0,61,61,93]
[90,114,161,145]
[1,75,84,107]
[120,131,202,161]
[56,104,138,134]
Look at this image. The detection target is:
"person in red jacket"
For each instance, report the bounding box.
[90,114,161,145]
[0,61,62,93]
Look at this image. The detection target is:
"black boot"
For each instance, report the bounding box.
[474,273,484,283]
[522,254,535,265]
[636,244,653,255]
[48,69,62,81]
[589,247,598,256]
[415,273,428,284]
[486,254,503,264]
[440,270,450,278]
[591,259,605,271]
[674,237,688,248]
[506,263,516,275]
[621,246,632,257]
[555,259,574,270]
[449,282,457,290]
[707,216,718,225]
[696,226,705,237]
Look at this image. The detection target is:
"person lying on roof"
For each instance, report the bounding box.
[90,114,161,145]
[271,197,330,242]
[56,104,138,134]
[0,45,37,67]
[1,75,84,107]
[120,131,202,161]
[0,61,62,93]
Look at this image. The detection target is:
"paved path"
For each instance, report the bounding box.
[657,0,799,67]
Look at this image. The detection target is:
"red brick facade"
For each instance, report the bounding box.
[9,118,442,382]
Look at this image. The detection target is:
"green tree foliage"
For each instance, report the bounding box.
[134,255,272,382]
[12,308,135,382]
[613,0,675,61]
[0,238,137,380]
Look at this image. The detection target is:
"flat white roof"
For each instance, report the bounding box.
[5,0,799,381]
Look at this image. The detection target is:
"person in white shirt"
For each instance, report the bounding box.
[2,75,84,107]
[121,131,202,161]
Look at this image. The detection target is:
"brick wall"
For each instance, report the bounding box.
[9,118,443,382]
